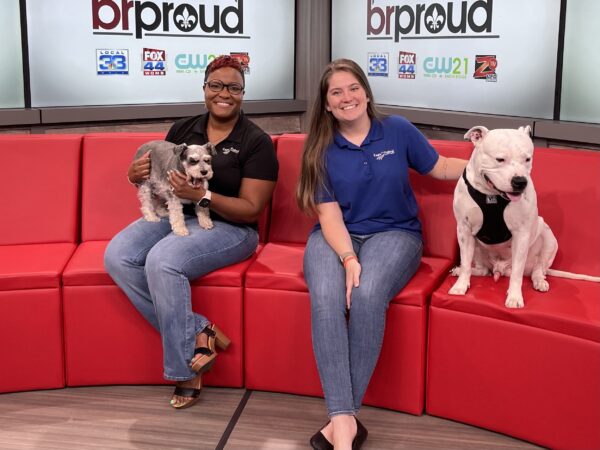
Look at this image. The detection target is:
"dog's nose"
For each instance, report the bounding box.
[511,176,528,192]
[200,170,208,176]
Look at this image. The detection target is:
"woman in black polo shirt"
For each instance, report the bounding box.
[105,55,278,409]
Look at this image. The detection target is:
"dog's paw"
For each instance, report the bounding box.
[143,214,160,222]
[199,217,213,230]
[533,278,550,292]
[173,226,189,236]
[505,293,524,308]
[450,266,461,277]
[449,280,469,295]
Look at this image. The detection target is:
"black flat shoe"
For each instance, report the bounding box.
[309,421,333,450]
[353,418,368,450]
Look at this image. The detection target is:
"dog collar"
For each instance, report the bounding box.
[462,170,512,245]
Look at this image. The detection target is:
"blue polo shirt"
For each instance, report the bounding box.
[316,115,439,237]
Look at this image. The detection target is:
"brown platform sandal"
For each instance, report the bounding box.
[190,324,231,374]
[170,376,203,409]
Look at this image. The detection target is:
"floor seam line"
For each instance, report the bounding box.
[215,389,252,450]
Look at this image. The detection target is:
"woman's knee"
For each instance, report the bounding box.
[144,246,177,280]
[349,283,390,314]
[104,237,128,277]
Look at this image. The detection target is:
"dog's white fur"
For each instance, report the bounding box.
[133,140,216,236]
[449,125,600,308]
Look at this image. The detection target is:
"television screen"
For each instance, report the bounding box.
[560,0,600,124]
[331,0,560,119]
[27,0,295,107]
[0,0,25,109]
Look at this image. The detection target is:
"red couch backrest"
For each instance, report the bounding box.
[410,140,474,259]
[533,147,600,276]
[81,133,274,243]
[0,134,82,245]
[268,134,317,243]
[269,134,473,261]
[81,133,165,242]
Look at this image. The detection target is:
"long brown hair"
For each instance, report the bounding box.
[296,59,379,215]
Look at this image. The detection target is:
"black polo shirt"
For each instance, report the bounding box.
[165,111,278,223]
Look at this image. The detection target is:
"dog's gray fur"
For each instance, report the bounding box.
[133,140,216,236]
[449,125,600,308]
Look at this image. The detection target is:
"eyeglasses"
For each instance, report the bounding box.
[204,80,244,95]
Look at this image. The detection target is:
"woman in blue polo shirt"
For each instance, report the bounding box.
[297,58,467,450]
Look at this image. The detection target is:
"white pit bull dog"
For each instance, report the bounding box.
[449,125,600,308]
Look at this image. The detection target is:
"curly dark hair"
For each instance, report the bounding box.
[204,55,245,84]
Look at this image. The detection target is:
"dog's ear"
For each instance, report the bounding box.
[518,125,532,138]
[206,142,217,156]
[173,143,188,158]
[464,126,489,145]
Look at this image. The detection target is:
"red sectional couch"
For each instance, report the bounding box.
[1,132,598,450]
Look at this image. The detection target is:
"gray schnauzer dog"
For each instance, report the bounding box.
[133,140,216,236]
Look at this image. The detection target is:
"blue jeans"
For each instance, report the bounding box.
[304,229,422,416]
[104,216,258,381]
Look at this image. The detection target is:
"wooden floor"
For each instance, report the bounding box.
[0,386,545,449]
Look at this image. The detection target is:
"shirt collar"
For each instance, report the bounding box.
[189,111,246,145]
[333,118,384,149]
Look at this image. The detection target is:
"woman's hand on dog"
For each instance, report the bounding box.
[128,151,151,184]
[168,170,204,201]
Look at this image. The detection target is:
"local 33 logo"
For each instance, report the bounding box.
[97,49,129,75]
[368,53,388,77]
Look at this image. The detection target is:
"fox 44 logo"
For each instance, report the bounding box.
[474,55,497,82]
[97,49,129,75]
[368,53,389,77]
[398,51,416,79]
[143,48,166,76]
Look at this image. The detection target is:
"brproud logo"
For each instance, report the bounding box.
[92,0,247,40]
[366,0,497,42]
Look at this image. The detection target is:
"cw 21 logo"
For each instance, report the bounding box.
[97,49,129,75]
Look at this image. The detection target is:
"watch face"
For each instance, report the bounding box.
[198,198,210,208]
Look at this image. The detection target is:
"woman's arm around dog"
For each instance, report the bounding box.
[427,155,468,181]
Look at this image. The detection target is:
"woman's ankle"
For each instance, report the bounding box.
[331,415,357,448]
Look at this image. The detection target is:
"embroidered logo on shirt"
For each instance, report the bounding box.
[222,147,240,155]
[373,149,395,161]
[486,195,497,204]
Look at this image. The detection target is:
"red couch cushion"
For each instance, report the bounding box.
[0,243,76,290]
[63,240,259,287]
[533,147,600,275]
[268,134,317,244]
[0,134,82,245]
[432,276,600,343]
[80,133,165,242]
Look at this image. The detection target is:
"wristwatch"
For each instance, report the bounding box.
[197,190,212,208]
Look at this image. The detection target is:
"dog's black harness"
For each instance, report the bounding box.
[463,170,512,245]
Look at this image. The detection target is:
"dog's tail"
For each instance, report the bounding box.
[546,269,600,282]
